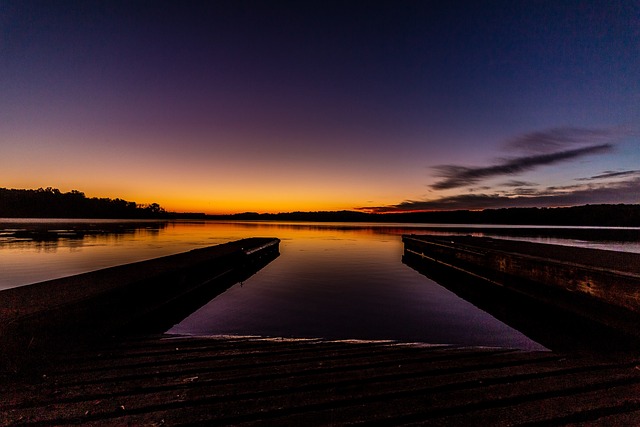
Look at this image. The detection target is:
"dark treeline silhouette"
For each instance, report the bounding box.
[214,205,640,227]
[0,187,169,219]
[2,187,639,226]
[383,205,640,226]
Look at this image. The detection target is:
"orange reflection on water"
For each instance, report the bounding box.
[0,220,399,290]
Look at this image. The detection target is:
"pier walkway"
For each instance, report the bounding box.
[0,237,280,372]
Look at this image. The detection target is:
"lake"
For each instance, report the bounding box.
[2,219,639,351]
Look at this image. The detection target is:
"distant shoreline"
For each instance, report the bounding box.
[1,188,639,227]
[2,204,640,227]
[2,217,640,245]
[196,204,640,227]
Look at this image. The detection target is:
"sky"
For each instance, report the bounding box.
[1,1,639,214]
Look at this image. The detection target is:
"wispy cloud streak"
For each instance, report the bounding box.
[501,180,539,187]
[431,144,612,190]
[358,126,633,213]
[577,170,640,181]
[505,127,623,153]
[358,177,640,213]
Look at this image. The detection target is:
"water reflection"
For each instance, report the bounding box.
[2,220,639,290]
[0,220,168,249]
[2,219,639,350]
[0,220,176,289]
[130,248,281,335]
[168,227,547,350]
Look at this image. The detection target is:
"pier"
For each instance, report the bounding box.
[403,234,640,342]
[0,237,280,372]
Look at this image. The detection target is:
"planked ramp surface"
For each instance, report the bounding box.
[2,335,640,426]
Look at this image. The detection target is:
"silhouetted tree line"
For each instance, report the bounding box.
[214,205,640,227]
[0,187,169,219]
[2,187,638,225]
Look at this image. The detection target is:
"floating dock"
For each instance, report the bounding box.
[0,237,280,372]
[403,234,640,341]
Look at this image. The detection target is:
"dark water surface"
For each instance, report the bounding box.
[168,227,545,350]
[3,219,639,350]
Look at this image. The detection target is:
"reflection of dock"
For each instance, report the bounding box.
[3,335,640,425]
[403,234,640,343]
[0,238,280,371]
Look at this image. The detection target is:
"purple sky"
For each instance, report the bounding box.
[1,1,638,213]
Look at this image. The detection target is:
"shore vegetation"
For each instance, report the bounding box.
[1,187,639,226]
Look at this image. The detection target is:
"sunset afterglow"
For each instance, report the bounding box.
[1,1,638,214]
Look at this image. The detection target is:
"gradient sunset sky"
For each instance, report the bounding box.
[2,1,639,214]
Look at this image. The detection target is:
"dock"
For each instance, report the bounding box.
[403,234,640,342]
[0,237,280,373]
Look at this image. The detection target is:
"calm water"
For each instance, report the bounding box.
[2,219,639,350]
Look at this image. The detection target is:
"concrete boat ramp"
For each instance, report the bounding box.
[2,236,640,425]
[3,334,640,426]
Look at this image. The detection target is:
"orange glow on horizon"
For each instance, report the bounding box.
[158,196,361,215]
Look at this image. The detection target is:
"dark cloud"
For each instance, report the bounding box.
[431,144,612,190]
[505,127,625,154]
[502,187,542,196]
[545,183,586,192]
[362,126,634,213]
[501,180,539,187]
[358,177,640,213]
[467,186,492,192]
[362,194,507,212]
[576,170,640,181]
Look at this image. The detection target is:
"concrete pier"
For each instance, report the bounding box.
[403,234,640,341]
[0,238,280,372]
